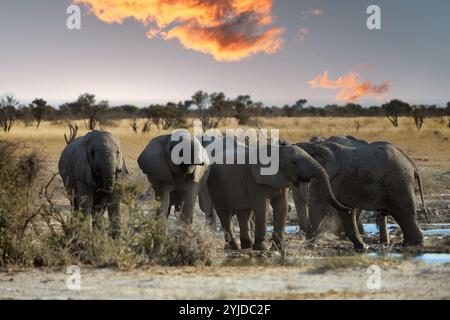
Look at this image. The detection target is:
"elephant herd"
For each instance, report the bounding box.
[58,130,427,252]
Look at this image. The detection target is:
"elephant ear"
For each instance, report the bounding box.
[250,165,290,190]
[73,136,94,187]
[138,135,173,182]
[309,143,340,179]
[117,153,129,178]
[192,138,210,184]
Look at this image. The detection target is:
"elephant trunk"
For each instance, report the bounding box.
[302,155,350,212]
[99,152,116,193]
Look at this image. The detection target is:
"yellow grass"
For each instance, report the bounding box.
[1,117,449,168]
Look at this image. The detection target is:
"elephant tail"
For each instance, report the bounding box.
[415,171,430,224]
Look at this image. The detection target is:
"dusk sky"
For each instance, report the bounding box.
[1,0,449,107]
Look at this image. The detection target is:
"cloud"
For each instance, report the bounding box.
[296,27,310,42]
[308,71,392,102]
[73,0,284,62]
[301,8,324,20]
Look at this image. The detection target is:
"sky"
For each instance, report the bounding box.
[0,0,449,107]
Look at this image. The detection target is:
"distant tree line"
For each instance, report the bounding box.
[0,92,449,133]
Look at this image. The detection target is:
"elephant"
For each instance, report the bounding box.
[137,130,210,224]
[205,138,352,251]
[58,130,127,238]
[293,135,427,247]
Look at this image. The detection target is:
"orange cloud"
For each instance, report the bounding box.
[301,8,324,20]
[308,71,392,102]
[73,0,284,61]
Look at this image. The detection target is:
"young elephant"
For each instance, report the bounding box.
[138,130,210,224]
[206,140,352,251]
[294,136,426,247]
[58,131,127,238]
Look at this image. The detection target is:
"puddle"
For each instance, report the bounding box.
[363,223,450,237]
[422,229,450,236]
[267,226,300,234]
[267,224,450,236]
[363,223,398,234]
[367,253,450,265]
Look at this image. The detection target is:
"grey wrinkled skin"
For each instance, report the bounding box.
[205,138,351,252]
[58,131,128,239]
[294,135,426,247]
[137,130,210,224]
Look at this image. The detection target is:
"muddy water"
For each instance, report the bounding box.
[267,223,450,265]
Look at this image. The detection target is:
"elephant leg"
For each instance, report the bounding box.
[337,208,367,251]
[216,208,238,250]
[306,202,326,240]
[292,184,309,233]
[390,202,423,246]
[253,199,269,251]
[377,212,389,245]
[270,190,288,251]
[156,186,171,219]
[107,188,122,240]
[237,210,253,249]
[355,209,365,236]
[181,184,200,224]
[92,191,109,231]
[76,181,93,217]
[199,186,218,230]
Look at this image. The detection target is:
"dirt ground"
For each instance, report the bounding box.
[1,262,449,300]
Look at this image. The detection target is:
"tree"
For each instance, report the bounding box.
[381,99,411,127]
[17,105,34,127]
[343,103,363,116]
[0,95,19,133]
[73,93,109,130]
[412,105,426,130]
[142,103,186,131]
[234,95,254,125]
[191,91,233,130]
[29,98,52,128]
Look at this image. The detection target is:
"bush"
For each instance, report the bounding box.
[37,179,215,269]
[1,143,215,268]
[161,222,215,266]
[0,141,44,266]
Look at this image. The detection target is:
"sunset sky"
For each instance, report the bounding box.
[0,0,449,107]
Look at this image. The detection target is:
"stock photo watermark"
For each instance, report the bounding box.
[366,265,381,290]
[170,121,281,176]
[367,5,382,30]
[66,265,81,291]
[66,4,382,32]
[66,5,81,30]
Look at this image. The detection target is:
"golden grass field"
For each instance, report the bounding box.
[1,116,449,166]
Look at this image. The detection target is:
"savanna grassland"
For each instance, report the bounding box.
[3,116,450,161]
[1,116,449,300]
[2,116,449,192]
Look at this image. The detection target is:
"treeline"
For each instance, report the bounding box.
[1,91,449,133]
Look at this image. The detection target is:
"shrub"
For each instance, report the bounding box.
[37,178,215,269]
[0,141,44,266]
[161,222,215,266]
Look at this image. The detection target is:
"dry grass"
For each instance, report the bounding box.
[1,116,449,167]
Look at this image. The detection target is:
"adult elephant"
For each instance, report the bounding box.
[138,130,209,224]
[293,136,426,247]
[58,130,128,238]
[206,139,354,251]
